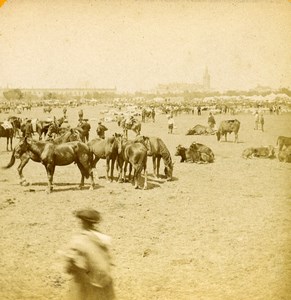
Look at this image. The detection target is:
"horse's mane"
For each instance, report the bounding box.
[156,138,173,169]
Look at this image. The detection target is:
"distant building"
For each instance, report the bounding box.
[251,85,272,93]
[0,87,117,98]
[203,67,210,91]
[155,67,211,94]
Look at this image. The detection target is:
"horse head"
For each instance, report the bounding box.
[113,133,123,154]
[164,163,174,181]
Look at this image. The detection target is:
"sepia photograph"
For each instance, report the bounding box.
[0,0,290,299]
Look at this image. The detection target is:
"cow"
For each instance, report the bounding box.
[242,146,275,159]
[190,142,215,163]
[186,124,215,135]
[278,146,291,163]
[175,143,214,163]
[277,136,291,151]
[216,119,240,143]
[175,145,199,163]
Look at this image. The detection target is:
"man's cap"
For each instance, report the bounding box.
[75,209,101,224]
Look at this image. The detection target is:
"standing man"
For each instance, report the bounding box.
[207,112,216,130]
[96,121,108,139]
[78,109,84,121]
[24,119,34,138]
[167,115,175,134]
[151,107,156,123]
[62,208,115,300]
[254,111,259,130]
[259,113,264,132]
[197,105,201,116]
[80,119,91,142]
[63,107,67,120]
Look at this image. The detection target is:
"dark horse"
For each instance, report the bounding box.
[0,122,14,151]
[3,129,82,187]
[13,138,94,193]
[116,136,148,189]
[87,134,121,182]
[120,118,141,138]
[8,116,23,137]
[145,136,174,181]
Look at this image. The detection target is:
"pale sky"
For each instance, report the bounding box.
[0,0,290,92]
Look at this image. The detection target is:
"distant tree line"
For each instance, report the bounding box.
[2,87,291,102]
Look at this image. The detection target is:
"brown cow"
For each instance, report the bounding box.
[278,146,291,163]
[242,146,275,159]
[216,119,240,143]
[277,136,291,151]
[186,124,215,135]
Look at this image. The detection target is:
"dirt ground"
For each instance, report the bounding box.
[0,105,290,300]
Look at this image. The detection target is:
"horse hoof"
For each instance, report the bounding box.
[135,186,140,189]
[89,186,94,191]
[23,181,30,187]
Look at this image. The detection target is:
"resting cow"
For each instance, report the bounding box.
[278,146,291,163]
[216,119,240,143]
[242,146,275,159]
[175,143,214,163]
[186,124,215,135]
[277,136,291,151]
[190,142,214,163]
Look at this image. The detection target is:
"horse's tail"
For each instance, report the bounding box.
[3,148,16,169]
[77,150,93,179]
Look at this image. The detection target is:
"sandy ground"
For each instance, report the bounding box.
[0,105,290,300]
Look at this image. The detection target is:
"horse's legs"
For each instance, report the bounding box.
[128,163,133,182]
[123,162,128,182]
[88,169,95,191]
[6,137,9,151]
[152,156,157,178]
[156,156,161,178]
[143,168,148,190]
[46,164,55,193]
[18,154,30,186]
[77,154,95,190]
[235,133,238,143]
[105,157,110,182]
[92,157,100,179]
[110,158,115,182]
[10,136,13,151]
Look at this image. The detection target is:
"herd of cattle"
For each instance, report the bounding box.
[0,114,291,193]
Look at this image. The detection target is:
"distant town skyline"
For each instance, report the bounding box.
[0,1,290,93]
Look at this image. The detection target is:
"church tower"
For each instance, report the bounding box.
[203,67,210,91]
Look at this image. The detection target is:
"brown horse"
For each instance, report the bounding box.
[120,118,141,138]
[116,137,148,189]
[0,122,14,151]
[8,116,23,137]
[145,136,174,180]
[36,117,65,140]
[87,134,121,182]
[3,129,86,190]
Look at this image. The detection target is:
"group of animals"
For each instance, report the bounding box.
[186,118,291,162]
[1,114,290,193]
[2,120,175,192]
